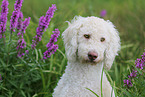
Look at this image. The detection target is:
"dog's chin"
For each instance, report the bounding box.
[81,58,102,65]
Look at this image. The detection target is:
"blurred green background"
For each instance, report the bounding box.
[0,0,145,96]
[5,0,145,51]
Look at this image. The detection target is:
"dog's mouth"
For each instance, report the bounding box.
[81,58,102,65]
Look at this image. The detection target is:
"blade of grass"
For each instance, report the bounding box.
[38,49,43,59]
[104,69,116,97]
[35,48,38,61]
[120,88,132,97]
[40,69,46,89]
[21,90,27,97]
[18,57,27,64]
[42,70,61,75]
[86,88,99,97]
[101,67,104,97]
[121,44,134,49]
[59,57,66,74]
[47,54,54,88]
[57,49,66,58]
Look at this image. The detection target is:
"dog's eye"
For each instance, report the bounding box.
[84,34,90,39]
[100,37,105,42]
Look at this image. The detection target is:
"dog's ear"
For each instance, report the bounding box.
[104,20,121,70]
[62,18,83,62]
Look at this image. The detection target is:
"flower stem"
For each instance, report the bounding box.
[2,34,6,46]
[9,30,13,43]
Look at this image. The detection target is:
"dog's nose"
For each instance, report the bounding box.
[88,52,98,61]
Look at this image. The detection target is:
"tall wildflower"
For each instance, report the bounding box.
[123,51,145,88]
[17,11,23,30]
[14,0,23,11]
[0,0,9,39]
[16,17,31,58]
[31,4,57,49]
[10,0,23,32]
[16,38,26,57]
[22,17,31,33]
[43,29,60,59]
[17,12,31,38]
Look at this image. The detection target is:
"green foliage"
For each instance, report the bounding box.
[126,70,145,97]
[0,33,41,96]
[0,31,66,96]
[0,0,144,97]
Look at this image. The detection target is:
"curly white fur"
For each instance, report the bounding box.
[53,16,121,97]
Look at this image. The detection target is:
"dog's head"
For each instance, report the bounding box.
[62,16,120,70]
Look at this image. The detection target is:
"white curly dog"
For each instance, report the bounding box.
[53,16,120,97]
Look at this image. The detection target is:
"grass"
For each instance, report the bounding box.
[0,0,145,97]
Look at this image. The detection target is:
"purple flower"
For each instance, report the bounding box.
[31,4,57,49]
[141,52,145,62]
[16,17,30,57]
[14,0,23,11]
[0,0,9,14]
[17,11,23,30]
[135,58,144,70]
[100,10,107,18]
[25,50,29,54]
[17,32,22,38]
[10,11,20,32]
[123,51,145,88]
[16,38,26,49]
[124,79,132,87]
[43,28,60,59]
[0,24,3,39]
[44,4,57,29]
[128,70,137,78]
[0,0,9,39]
[17,13,30,38]
[16,37,26,57]
[10,0,23,32]
[46,29,60,47]
[43,44,58,59]
[21,17,31,33]
[135,51,145,70]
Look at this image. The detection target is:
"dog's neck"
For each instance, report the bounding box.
[64,61,104,86]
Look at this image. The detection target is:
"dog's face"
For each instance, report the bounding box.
[62,16,120,70]
[77,23,110,64]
